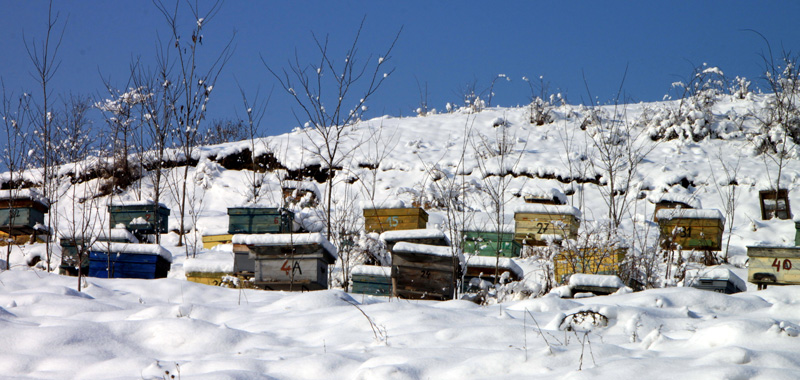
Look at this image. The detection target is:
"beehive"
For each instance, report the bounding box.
[514,204,580,246]
[108,202,170,235]
[0,189,49,236]
[391,242,460,300]
[363,207,428,233]
[227,207,293,234]
[59,228,137,276]
[689,266,746,294]
[747,246,800,288]
[553,247,626,284]
[201,234,233,249]
[184,252,236,288]
[234,233,337,291]
[88,242,171,279]
[656,208,724,251]
[350,265,392,296]
[462,230,521,257]
[462,255,522,293]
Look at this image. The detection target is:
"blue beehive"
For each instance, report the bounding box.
[88,242,171,279]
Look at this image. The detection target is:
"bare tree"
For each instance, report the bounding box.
[24,0,66,270]
[707,149,742,262]
[237,85,271,204]
[202,118,247,145]
[154,0,234,246]
[265,18,401,237]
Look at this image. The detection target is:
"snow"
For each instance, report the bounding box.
[380,228,446,242]
[465,255,523,277]
[231,232,337,257]
[183,251,234,273]
[60,227,138,243]
[513,203,581,218]
[569,273,625,289]
[655,208,725,221]
[110,199,168,209]
[687,265,747,291]
[350,265,391,277]
[0,188,49,206]
[89,242,172,262]
[521,187,567,204]
[649,191,702,208]
[360,199,406,209]
[392,241,459,259]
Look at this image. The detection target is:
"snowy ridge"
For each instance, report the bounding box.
[655,208,725,221]
[89,242,172,262]
[380,228,446,242]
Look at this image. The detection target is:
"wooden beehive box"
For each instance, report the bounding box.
[380,228,448,252]
[513,204,580,246]
[553,247,626,284]
[88,242,171,279]
[350,265,392,296]
[656,208,724,251]
[568,274,625,296]
[234,233,337,291]
[747,246,800,288]
[462,230,521,257]
[202,234,233,249]
[363,207,428,233]
[759,189,792,220]
[184,251,236,288]
[462,255,523,292]
[232,241,255,275]
[108,202,170,235]
[689,266,746,294]
[391,242,460,300]
[59,228,138,276]
[227,207,293,234]
[0,189,49,236]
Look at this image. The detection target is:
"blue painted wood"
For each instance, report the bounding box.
[88,251,170,279]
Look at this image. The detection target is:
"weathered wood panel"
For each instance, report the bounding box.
[227,208,293,234]
[514,213,579,246]
[232,243,255,274]
[393,264,455,300]
[108,205,170,235]
[363,208,428,233]
[254,258,329,291]
[553,248,626,284]
[0,207,46,235]
[462,231,521,257]
[796,221,800,247]
[351,271,393,296]
[747,246,800,286]
[202,234,233,249]
[658,217,723,251]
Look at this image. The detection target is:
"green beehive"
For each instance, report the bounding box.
[108,202,170,235]
[795,221,800,246]
[227,207,293,234]
[0,190,49,236]
[462,230,521,257]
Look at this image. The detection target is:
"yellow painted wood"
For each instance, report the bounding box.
[364,209,429,233]
[658,217,723,251]
[363,208,428,218]
[553,247,626,284]
[514,212,579,246]
[202,234,233,249]
[747,246,800,285]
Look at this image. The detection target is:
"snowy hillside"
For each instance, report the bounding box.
[2,92,800,378]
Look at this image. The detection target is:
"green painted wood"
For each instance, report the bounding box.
[351,282,392,296]
[352,274,392,284]
[462,231,521,257]
[108,205,170,234]
[0,207,45,234]
[227,208,293,234]
[795,221,800,246]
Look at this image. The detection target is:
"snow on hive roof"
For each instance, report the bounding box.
[110,199,168,209]
[465,256,523,277]
[650,192,702,208]
[393,241,460,260]
[0,188,49,206]
[231,232,337,257]
[522,187,567,204]
[89,242,172,262]
[568,274,625,289]
[350,265,391,277]
[689,265,746,291]
[184,254,234,274]
[513,204,581,218]
[655,208,724,222]
[60,228,138,243]
[380,228,446,242]
[360,200,406,210]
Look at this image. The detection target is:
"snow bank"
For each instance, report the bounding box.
[89,242,172,262]
[380,228,446,242]
[513,203,581,218]
[568,274,625,288]
[231,232,337,257]
[655,208,724,221]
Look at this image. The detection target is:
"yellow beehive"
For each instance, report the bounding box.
[201,234,233,249]
[363,207,428,233]
[552,247,626,284]
[656,208,724,251]
[514,204,580,246]
[747,246,800,288]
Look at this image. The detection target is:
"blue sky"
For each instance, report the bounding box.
[2,1,800,137]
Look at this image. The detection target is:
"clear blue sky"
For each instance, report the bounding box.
[2,1,799,137]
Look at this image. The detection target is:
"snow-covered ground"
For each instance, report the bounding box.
[2,92,800,378]
[1,269,799,379]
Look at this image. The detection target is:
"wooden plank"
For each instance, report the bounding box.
[0,199,49,213]
[394,264,455,300]
[514,212,579,246]
[202,234,233,249]
[392,252,456,273]
[363,208,428,218]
